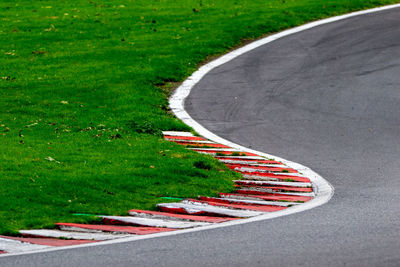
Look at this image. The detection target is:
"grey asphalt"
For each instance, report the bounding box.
[2,7,400,267]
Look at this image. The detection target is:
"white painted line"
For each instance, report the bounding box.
[234,180,312,187]
[102,216,210,229]
[162,131,194,137]
[203,197,299,207]
[19,230,130,241]
[0,237,50,254]
[5,4,400,258]
[158,201,263,217]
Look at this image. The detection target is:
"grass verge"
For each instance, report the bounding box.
[1,0,398,234]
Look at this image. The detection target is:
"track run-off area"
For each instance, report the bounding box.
[1,4,400,266]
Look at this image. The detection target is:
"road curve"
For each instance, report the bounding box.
[2,6,400,267]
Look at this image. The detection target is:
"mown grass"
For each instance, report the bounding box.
[1,0,398,234]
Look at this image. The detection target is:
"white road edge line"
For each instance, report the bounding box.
[2,3,400,258]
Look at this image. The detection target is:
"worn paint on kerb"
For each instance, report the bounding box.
[19,230,131,241]
[3,3,400,258]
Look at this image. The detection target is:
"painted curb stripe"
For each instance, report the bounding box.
[215,156,267,160]
[219,193,311,203]
[164,135,206,141]
[234,180,312,187]
[175,142,232,148]
[227,163,288,168]
[191,149,259,156]
[158,206,216,216]
[56,223,175,235]
[216,157,282,164]
[241,172,311,183]
[244,171,309,178]
[128,209,237,223]
[157,202,263,217]
[187,199,287,212]
[236,188,314,197]
[0,236,98,247]
[228,165,297,173]
[198,196,298,207]
[169,139,215,144]
[19,230,131,241]
[0,238,50,254]
[220,161,284,166]
[188,148,239,151]
[162,131,194,137]
[102,216,211,229]
[236,185,313,193]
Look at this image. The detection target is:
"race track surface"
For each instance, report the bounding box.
[1,6,400,267]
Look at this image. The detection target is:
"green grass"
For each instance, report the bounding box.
[1,0,398,234]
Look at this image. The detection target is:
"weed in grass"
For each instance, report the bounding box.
[127,121,162,136]
[193,160,212,170]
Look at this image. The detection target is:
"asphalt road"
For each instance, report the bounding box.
[2,6,400,267]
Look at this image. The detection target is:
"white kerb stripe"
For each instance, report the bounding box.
[19,230,130,241]
[158,202,263,218]
[0,238,50,254]
[205,197,300,207]
[234,180,312,187]
[101,216,210,229]
[162,131,194,137]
